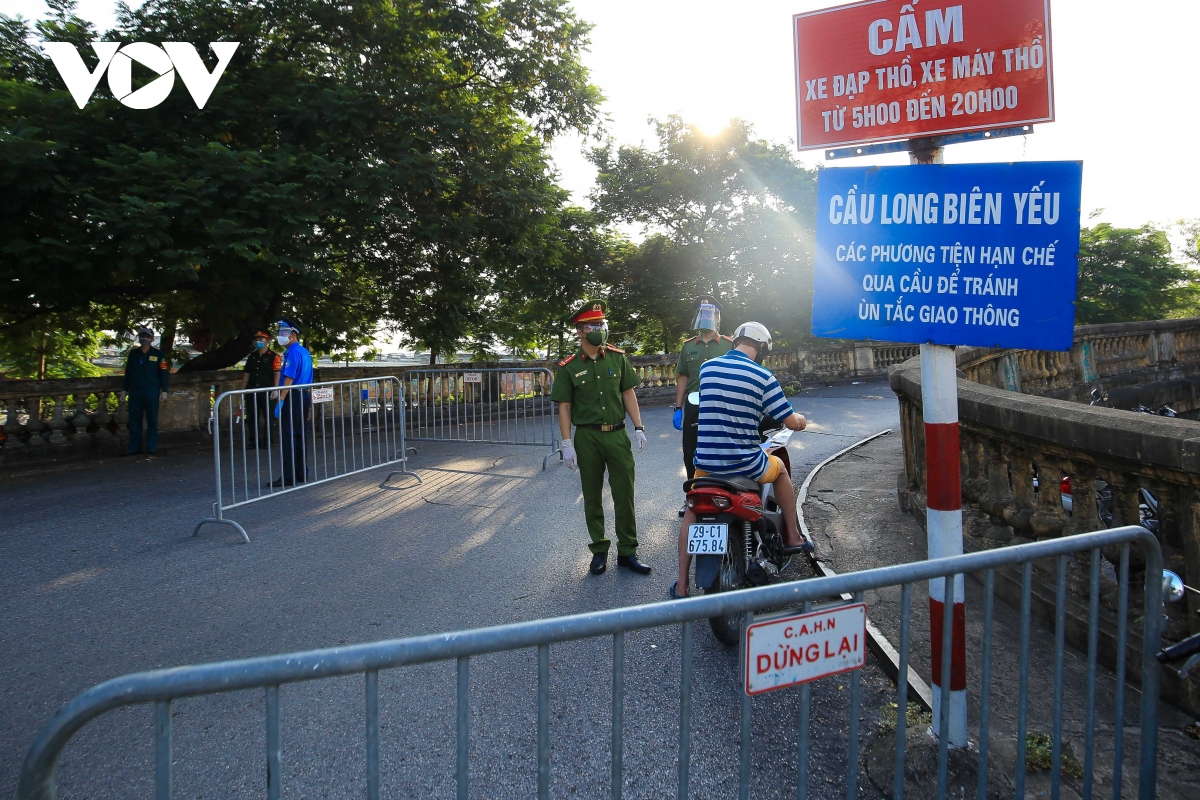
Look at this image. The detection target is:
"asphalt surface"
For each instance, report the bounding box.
[0,382,900,799]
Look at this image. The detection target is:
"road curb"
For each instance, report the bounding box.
[796,428,935,712]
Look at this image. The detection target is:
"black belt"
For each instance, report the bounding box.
[578,423,624,432]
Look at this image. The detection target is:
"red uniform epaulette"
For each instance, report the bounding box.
[685,335,698,343]
[557,353,577,367]
[604,344,625,354]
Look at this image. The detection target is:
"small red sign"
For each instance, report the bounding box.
[793,0,1054,150]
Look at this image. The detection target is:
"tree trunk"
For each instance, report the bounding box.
[177,334,254,372]
[37,330,47,380]
[429,345,438,365]
[159,318,177,368]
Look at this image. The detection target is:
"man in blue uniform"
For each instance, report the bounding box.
[121,328,170,456]
[272,319,314,487]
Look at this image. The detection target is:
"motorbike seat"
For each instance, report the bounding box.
[684,476,761,494]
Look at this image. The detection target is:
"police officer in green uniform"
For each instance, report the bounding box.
[239,331,282,446]
[551,300,652,576]
[121,328,170,456]
[673,298,733,512]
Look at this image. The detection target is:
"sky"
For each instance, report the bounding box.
[9,0,1199,231]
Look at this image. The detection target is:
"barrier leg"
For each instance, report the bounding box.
[193,503,251,543]
[384,459,423,484]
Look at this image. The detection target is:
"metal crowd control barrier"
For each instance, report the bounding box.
[192,377,421,542]
[19,527,1165,800]
[403,367,561,469]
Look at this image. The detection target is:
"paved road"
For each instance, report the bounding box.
[0,382,899,799]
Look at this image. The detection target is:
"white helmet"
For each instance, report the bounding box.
[732,321,773,354]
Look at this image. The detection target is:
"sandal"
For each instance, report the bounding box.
[669,580,686,600]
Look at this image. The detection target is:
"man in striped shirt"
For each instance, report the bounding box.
[672,322,809,598]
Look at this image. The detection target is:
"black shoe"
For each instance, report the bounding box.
[617,554,652,575]
[678,502,687,517]
[781,536,816,556]
[270,477,295,488]
[590,552,608,575]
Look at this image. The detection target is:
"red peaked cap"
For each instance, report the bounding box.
[569,299,607,325]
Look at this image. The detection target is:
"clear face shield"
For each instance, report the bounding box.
[691,304,720,333]
[578,319,609,346]
[275,323,295,347]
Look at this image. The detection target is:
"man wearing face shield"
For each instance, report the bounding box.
[551,300,652,576]
[271,319,313,488]
[673,297,734,513]
[121,328,170,456]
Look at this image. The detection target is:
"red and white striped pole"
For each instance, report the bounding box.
[921,342,967,746]
[909,140,966,747]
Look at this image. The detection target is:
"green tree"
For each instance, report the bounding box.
[1075,222,1200,324]
[0,315,104,379]
[588,116,817,354]
[1,0,602,369]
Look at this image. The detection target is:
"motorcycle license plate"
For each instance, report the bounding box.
[687,523,728,555]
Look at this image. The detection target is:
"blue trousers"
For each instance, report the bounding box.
[126,388,160,454]
[281,391,311,483]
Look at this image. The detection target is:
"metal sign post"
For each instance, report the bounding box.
[909,142,967,747]
[799,0,1076,753]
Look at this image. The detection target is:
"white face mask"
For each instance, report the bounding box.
[277,333,292,347]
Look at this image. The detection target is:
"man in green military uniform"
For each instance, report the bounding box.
[121,328,170,456]
[551,300,652,576]
[238,331,282,446]
[673,297,733,513]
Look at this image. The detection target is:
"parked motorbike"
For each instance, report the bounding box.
[681,393,801,646]
[1158,571,1200,720]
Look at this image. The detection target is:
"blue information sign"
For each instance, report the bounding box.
[811,162,1082,351]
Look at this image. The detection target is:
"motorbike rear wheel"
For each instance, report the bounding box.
[705,528,747,647]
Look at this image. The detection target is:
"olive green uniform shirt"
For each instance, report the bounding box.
[243,348,282,389]
[550,346,639,426]
[675,334,734,395]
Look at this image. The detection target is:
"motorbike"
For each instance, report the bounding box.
[1159,570,1200,738]
[681,393,802,647]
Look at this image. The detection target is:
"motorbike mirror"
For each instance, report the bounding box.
[687,391,700,406]
[1163,570,1185,604]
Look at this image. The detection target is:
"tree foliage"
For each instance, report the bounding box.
[1075,221,1200,324]
[1,0,603,370]
[0,314,104,379]
[588,117,817,353]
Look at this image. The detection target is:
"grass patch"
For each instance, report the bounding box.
[1024,732,1084,778]
[878,701,933,733]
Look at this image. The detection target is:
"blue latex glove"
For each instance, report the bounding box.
[672,408,683,431]
[274,399,284,419]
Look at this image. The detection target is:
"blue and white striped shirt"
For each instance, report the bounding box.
[694,350,796,478]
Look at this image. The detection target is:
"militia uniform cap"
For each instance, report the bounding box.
[693,296,722,312]
[568,299,608,325]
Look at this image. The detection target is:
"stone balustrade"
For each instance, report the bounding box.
[0,372,243,465]
[958,318,1200,409]
[0,340,915,467]
[890,318,1200,712]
